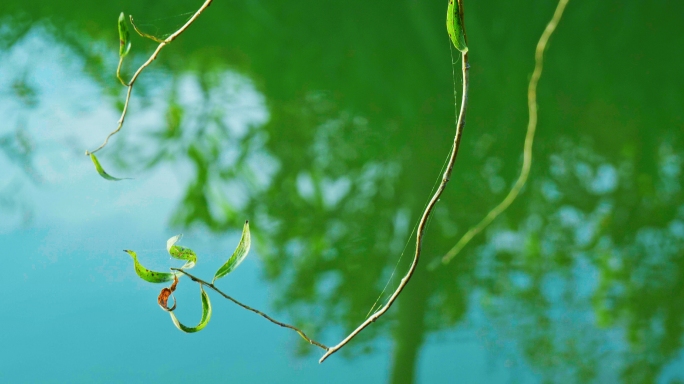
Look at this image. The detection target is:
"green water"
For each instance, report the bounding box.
[1,1,683,383]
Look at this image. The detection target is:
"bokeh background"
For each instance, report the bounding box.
[1,0,683,383]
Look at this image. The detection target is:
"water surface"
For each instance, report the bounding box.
[1,1,683,383]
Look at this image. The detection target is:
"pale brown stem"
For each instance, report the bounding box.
[86,0,213,155]
[318,0,470,363]
[439,0,570,266]
[130,17,166,43]
[170,268,329,351]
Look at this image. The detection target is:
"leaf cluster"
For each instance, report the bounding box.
[124,221,251,333]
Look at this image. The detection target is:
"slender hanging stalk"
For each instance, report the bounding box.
[439,0,570,266]
[318,0,471,364]
[86,0,213,156]
[171,268,330,351]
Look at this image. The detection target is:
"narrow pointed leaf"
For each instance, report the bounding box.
[167,234,197,270]
[124,250,180,283]
[169,285,212,333]
[118,12,131,57]
[213,221,251,283]
[89,153,129,181]
[446,0,468,53]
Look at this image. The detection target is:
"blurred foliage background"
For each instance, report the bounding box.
[1,0,683,383]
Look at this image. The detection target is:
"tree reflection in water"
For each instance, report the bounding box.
[1,0,684,382]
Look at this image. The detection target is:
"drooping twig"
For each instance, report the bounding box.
[318,0,471,364]
[438,0,570,266]
[170,268,330,351]
[86,0,213,155]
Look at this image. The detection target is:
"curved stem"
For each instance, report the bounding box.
[171,268,329,351]
[318,0,470,363]
[130,16,166,43]
[86,0,213,155]
[439,0,570,266]
[116,56,128,86]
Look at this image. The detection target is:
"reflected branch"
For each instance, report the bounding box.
[170,268,330,351]
[439,0,570,266]
[318,0,471,363]
[86,0,213,155]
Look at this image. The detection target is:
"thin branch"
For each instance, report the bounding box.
[116,56,128,86]
[438,0,570,266]
[86,0,213,155]
[318,0,471,364]
[170,268,330,351]
[130,16,166,44]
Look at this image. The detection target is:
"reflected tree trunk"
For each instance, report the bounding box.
[389,270,429,384]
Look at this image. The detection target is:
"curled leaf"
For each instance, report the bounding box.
[169,285,212,333]
[158,275,179,312]
[212,221,251,283]
[167,234,197,270]
[89,152,129,181]
[118,12,131,57]
[124,250,180,283]
[447,0,468,53]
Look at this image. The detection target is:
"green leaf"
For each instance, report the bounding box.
[169,285,212,333]
[446,0,468,53]
[118,12,131,57]
[124,250,180,283]
[89,153,129,181]
[167,234,197,270]
[212,221,251,283]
